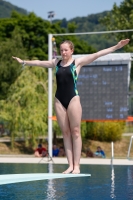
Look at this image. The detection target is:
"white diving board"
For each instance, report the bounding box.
[0,173,91,185]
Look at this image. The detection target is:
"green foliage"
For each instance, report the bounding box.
[0,0,119,51]
[0,66,48,148]
[100,0,133,52]
[71,12,118,51]
[0,28,27,99]
[81,121,87,138]
[54,11,117,51]
[67,22,77,33]
[0,11,95,60]
[82,121,124,142]
[100,0,133,81]
[0,11,65,60]
[56,36,96,54]
[53,121,62,137]
[0,0,27,18]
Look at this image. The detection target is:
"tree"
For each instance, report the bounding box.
[68,11,117,50]
[0,66,49,148]
[100,0,133,82]
[0,28,27,99]
[0,11,66,60]
[100,0,133,52]
[53,22,96,55]
[0,11,97,59]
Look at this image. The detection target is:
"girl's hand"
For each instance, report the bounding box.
[117,39,130,49]
[12,56,23,64]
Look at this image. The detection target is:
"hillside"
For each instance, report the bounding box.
[70,11,117,50]
[0,1,117,51]
[54,11,116,50]
[0,0,28,18]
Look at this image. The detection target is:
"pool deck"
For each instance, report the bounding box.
[0,155,133,165]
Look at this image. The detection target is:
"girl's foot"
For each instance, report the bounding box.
[62,166,73,174]
[72,166,80,174]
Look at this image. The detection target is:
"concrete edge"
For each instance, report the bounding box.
[0,156,133,165]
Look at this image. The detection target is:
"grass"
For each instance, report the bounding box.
[124,125,133,133]
[0,135,133,159]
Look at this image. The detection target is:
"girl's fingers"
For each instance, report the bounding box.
[12,56,22,63]
[12,56,17,59]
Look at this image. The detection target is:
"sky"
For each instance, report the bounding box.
[4,0,123,20]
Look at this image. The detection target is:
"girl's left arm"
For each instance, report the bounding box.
[76,39,130,68]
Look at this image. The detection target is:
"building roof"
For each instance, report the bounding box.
[73,53,132,65]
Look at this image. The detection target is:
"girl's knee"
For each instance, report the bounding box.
[71,127,80,137]
[62,128,70,136]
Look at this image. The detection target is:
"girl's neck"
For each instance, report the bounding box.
[62,57,73,65]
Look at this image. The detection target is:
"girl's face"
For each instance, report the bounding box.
[60,43,74,60]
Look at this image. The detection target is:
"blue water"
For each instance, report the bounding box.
[0,163,133,200]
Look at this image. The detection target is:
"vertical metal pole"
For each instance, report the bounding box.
[127,136,133,159]
[48,34,53,157]
[111,142,114,165]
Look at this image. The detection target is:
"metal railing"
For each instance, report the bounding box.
[127,135,133,159]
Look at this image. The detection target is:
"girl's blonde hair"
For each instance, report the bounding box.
[60,40,74,51]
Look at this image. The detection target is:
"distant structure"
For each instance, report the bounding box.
[48,11,55,23]
[48,11,57,57]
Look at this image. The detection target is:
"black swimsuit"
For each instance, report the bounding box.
[55,60,79,109]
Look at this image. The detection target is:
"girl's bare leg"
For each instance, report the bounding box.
[54,98,73,173]
[67,96,82,174]
[54,96,82,174]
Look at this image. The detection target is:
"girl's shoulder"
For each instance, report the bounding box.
[55,58,62,66]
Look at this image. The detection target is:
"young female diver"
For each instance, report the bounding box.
[12,38,130,174]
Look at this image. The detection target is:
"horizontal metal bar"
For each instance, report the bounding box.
[53,29,133,36]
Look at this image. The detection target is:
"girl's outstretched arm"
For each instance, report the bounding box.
[12,56,56,68]
[76,39,130,68]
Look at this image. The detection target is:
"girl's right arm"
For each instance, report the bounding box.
[12,56,56,68]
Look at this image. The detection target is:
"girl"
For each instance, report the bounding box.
[13,38,130,174]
